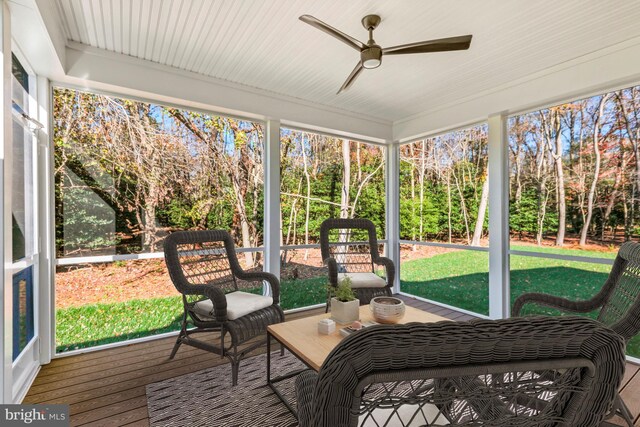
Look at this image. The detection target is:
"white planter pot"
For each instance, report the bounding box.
[331,297,360,324]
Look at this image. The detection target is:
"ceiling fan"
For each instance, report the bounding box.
[299,14,472,94]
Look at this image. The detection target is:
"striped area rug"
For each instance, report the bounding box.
[146,352,304,427]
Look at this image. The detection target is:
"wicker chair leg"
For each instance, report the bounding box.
[227,349,241,387]
[325,291,331,313]
[169,337,182,360]
[230,357,240,386]
[169,312,188,359]
[613,394,634,427]
[220,328,226,359]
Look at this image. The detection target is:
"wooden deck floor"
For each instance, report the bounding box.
[24,296,640,426]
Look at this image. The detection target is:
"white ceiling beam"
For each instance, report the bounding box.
[63,42,392,143]
[9,0,65,78]
[393,36,640,142]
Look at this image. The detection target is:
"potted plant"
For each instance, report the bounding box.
[329,277,360,324]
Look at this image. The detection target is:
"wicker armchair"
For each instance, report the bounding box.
[295,316,626,427]
[513,240,640,426]
[164,230,284,385]
[319,218,394,307]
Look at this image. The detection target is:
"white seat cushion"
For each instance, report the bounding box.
[338,272,387,289]
[192,291,273,321]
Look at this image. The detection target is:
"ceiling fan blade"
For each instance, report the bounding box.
[299,15,366,51]
[337,62,364,94]
[383,35,472,55]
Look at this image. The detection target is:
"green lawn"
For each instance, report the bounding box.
[55,277,328,352]
[57,251,640,358]
[400,250,640,357]
[56,297,184,352]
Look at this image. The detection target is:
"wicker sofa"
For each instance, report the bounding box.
[295,316,626,427]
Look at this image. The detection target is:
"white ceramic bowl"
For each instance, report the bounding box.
[370,296,406,324]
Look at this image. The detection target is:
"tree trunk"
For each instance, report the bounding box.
[540,110,566,246]
[580,94,610,246]
[232,179,254,266]
[452,171,471,244]
[302,134,312,260]
[350,163,383,217]
[536,176,549,246]
[602,132,626,241]
[338,139,351,266]
[419,140,426,240]
[409,145,417,247]
[446,172,452,243]
[535,134,550,246]
[577,106,587,234]
[553,116,566,246]
[471,174,489,246]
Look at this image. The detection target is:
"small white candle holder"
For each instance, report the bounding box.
[318,318,336,335]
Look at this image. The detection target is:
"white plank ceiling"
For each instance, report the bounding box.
[54,0,640,122]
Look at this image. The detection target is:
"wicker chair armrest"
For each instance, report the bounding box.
[295,369,318,427]
[374,256,395,289]
[234,270,281,304]
[182,285,228,322]
[512,292,602,317]
[325,258,339,287]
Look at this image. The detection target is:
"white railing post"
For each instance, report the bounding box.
[385,142,401,293]
[488,114,510,319]
[263,119,281,282]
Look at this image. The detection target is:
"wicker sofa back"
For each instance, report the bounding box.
[295,316,625,427]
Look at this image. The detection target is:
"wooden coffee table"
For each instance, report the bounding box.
[266,304,449,417]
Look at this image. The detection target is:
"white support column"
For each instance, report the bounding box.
[37,76,53,364]
[263,119,281,282]
[0,0,12,403]
[488,114,510,319]
[385,142,400,293]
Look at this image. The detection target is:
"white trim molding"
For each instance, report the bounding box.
[0,0,12,404]
[62,42,393,142]
[394,36,640,142]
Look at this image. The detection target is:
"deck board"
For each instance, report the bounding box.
[23,297,639,426]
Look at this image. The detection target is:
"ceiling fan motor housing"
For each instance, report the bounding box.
[361,45,382,69]
[298,13,471,92]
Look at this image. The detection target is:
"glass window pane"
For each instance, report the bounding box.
[508,85,640,358]
[399,124,488,246]
[11,73,34,262]
[13,267,34,360]
[11,53,29,94]
[279,129,386,245]
[54,88,264,256]
[53,87,266,352]
[12,118,26,261]
[400,246,489,316]
[508,85,640,256]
